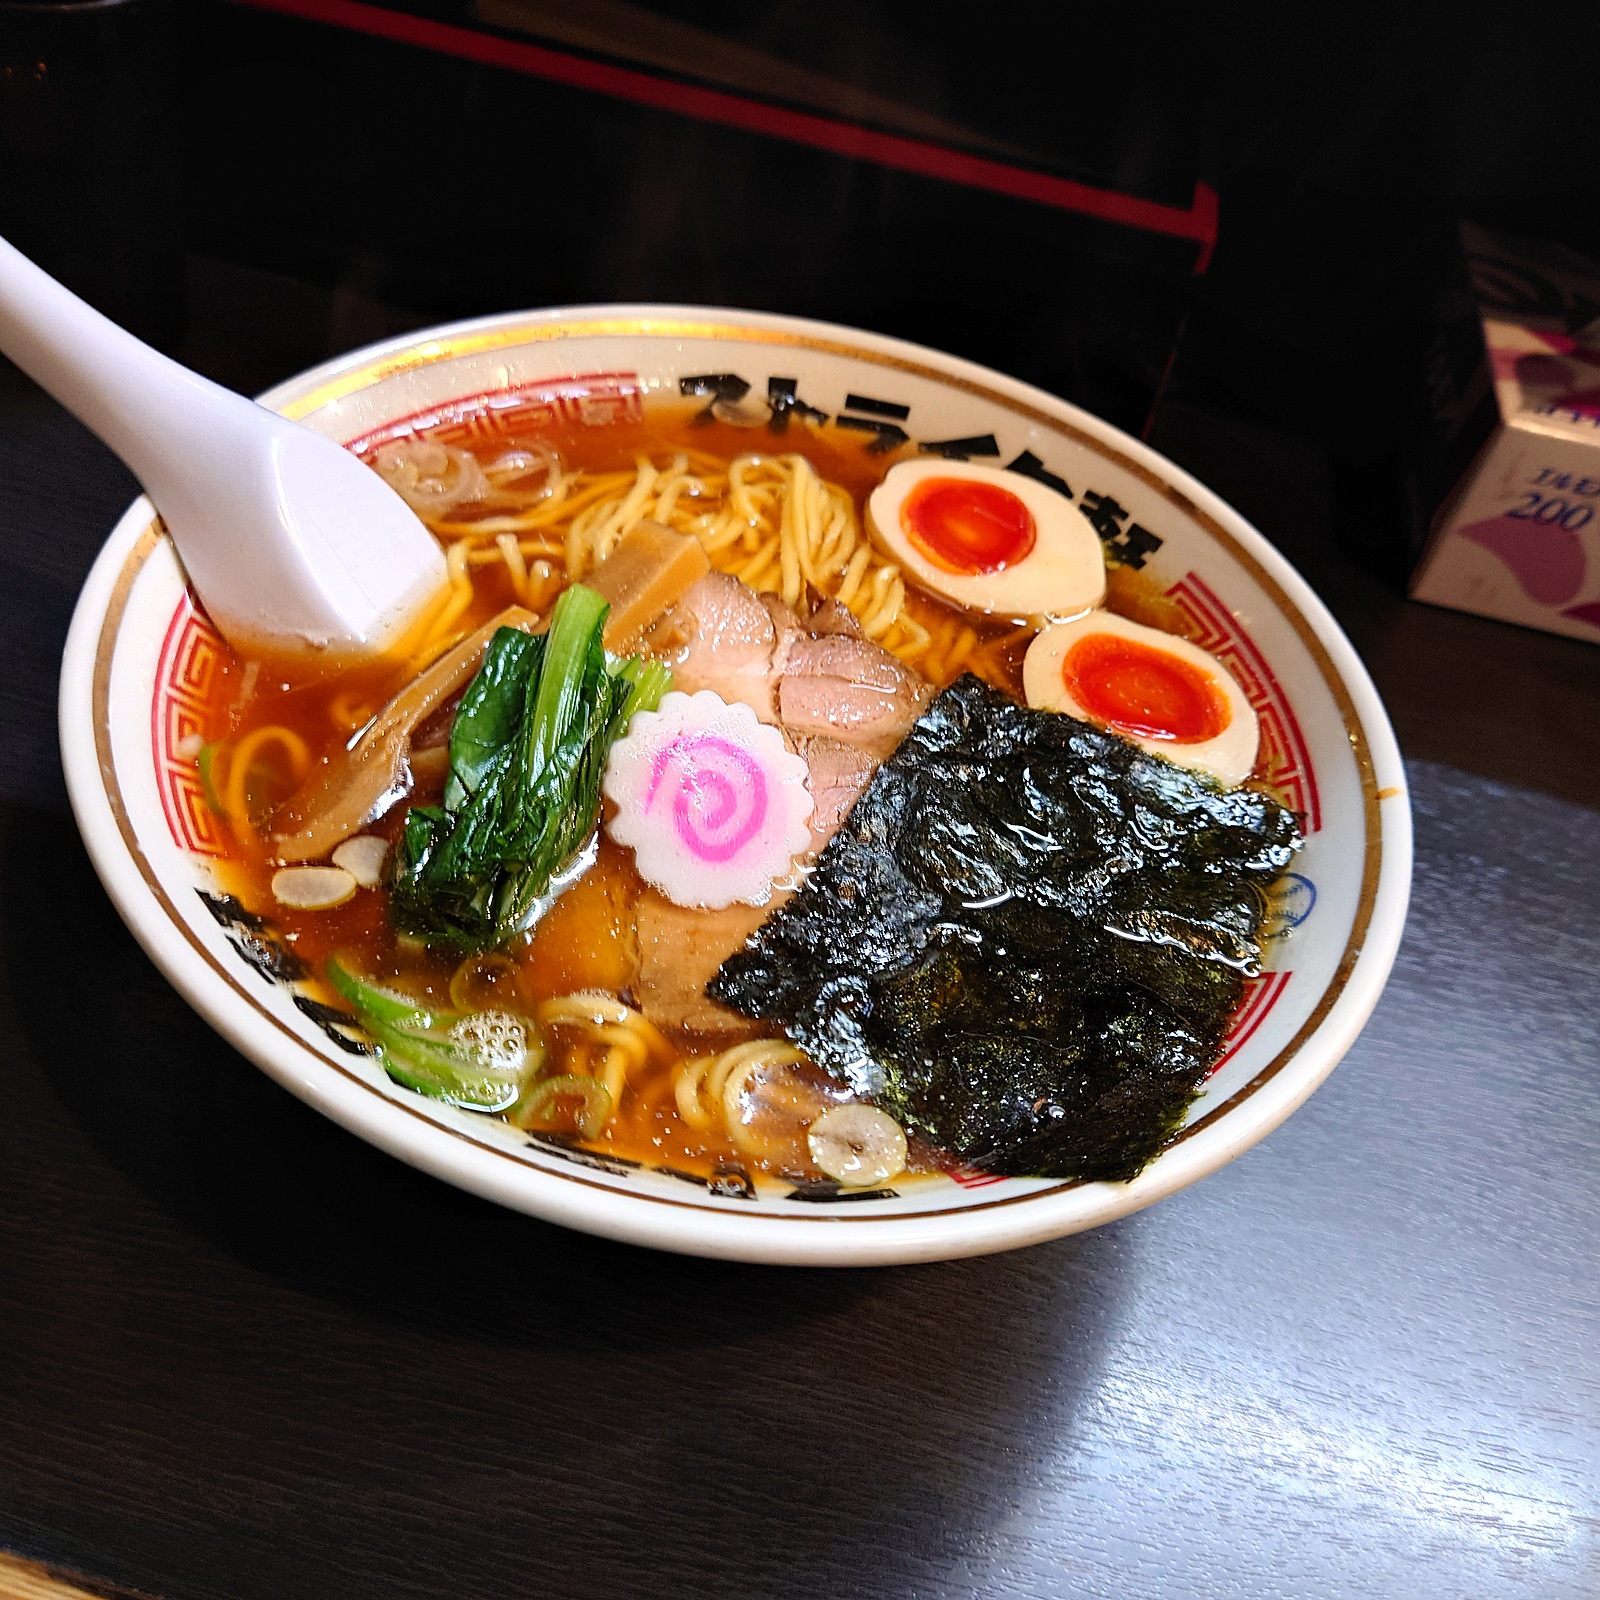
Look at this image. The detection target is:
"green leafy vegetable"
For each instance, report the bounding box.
[327,956,537,1111]
[388,583,671,953]
[444,628,543,812]
[710,675,1303,1183]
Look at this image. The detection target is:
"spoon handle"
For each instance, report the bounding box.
[0,231,448,664]
[0,231,256,487]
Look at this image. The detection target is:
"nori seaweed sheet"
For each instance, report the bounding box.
[709,676,1303,1182]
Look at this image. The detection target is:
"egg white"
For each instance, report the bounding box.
[1023,611,1260,788]
[866,459,1106,618]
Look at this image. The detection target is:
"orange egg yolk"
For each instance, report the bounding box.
[1062,633,1230,743]
[902,476,1037,575]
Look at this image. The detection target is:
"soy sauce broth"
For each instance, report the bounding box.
[199,400,1035,1183]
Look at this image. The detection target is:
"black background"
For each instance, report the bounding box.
[10,0,1600,446]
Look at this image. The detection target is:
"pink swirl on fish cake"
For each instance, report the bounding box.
[602,689,814,909]
[645,733,770,864]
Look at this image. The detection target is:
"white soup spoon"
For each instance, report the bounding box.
[0,233,448,667]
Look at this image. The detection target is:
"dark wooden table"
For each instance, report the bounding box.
[2,262,1597,1600]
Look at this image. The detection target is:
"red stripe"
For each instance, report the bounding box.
[947,1168,1007,1190]
[220,0,1216,267]
[1187,181,1219,273]
[1214,971,1291,1071]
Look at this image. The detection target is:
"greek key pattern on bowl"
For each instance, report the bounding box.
[153,594,230,858]
[1166,572,1322,832]
[343,371,646,457]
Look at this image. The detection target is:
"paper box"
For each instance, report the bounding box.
[1411,224,1600,641]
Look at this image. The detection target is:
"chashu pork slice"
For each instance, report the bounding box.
[794,736,878,857]
[661,571,784,722]
[664,574,931,760]
[634,889,787,1037]
[778,634,934,758]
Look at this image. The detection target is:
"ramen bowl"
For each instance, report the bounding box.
[59,306,1411,1266]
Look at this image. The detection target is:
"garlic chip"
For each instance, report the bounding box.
[331,834,389,888]
[271,865,358,910]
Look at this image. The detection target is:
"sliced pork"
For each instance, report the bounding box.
[661,575,930,766]
[634,890,785,1036]
[804,598,865,639]
[778,635,933,757]
[663,572,783,722]
[795,736,878,855]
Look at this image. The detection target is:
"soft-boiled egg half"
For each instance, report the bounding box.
[1023,611,1260,787]
[866,459,1105,618]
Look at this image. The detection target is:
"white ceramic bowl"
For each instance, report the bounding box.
[59,306,1412,1266]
